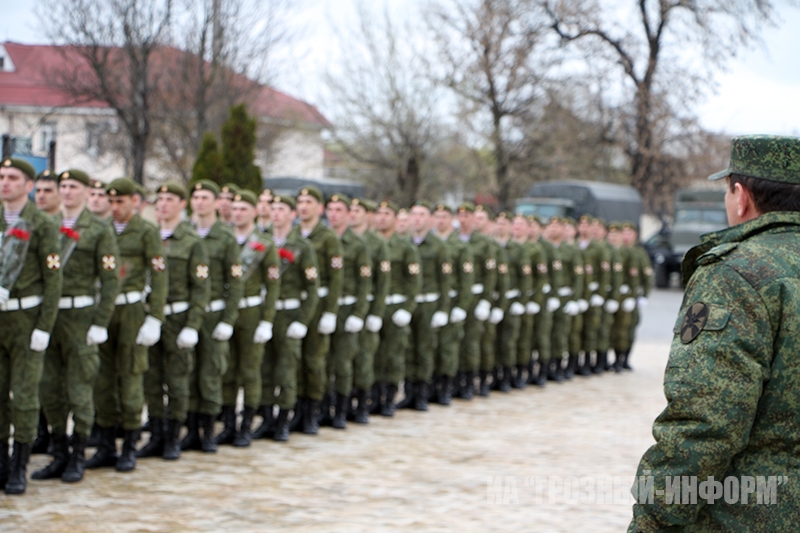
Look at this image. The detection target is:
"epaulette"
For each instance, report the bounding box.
[697,243,739,266]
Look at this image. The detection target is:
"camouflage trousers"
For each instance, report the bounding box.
[496,314,521,368]
[405,301,439,383]
[532,309,553,364]
[223,306,265,409]
[480,321,498,373]
[569,312,584,355]
[261,309,302,410]
[516,313,534,366]
[597,308,616,354]
[375,303,410,386]
[326,304,359,396]
[436,320,463,378]
[459,311,485,374]
[40,307,100,438]
[144,313,195,423]
[298,301,331,402]
[189,309,228,416]
[354,329,379,391]
[611,310,635,352]
[581,306,604,354]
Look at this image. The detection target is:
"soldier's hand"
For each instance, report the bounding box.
[318,312,337,334]
[509,302,526,316]
[212,322,234,341]
[474,299,491,321]
[344,315,365,333]
[563,301,580,316]
[637,296,649,308]
[604,299,620,314]
[430,310,449,328]
[253,321,273,343]
[365,314,383,332]
[86,325,109,346]
[136,315,162,347]
[589,294,605,307]
[391,308,412,327]
[546,297,561,313]
[489,307,504,324]
[577,299,589,313]
[286,321,308,339]
[622,297,637,313]
[176,327,199,349]
[525,301,541,315]
[449,307,467,324]
[30,329,50,352]
[0,286,8,304]
[542,283,552,294]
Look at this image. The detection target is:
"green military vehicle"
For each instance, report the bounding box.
[515,180,643,222]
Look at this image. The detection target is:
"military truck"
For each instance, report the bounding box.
[645,188,727,288]
[515,180,643,222]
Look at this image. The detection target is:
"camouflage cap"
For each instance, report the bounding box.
[351,197,375,212]
[273,194,296,210]
[297,185,323,203]
[378,200,400,214]
[527,214,542,225]
[608,222,623,231]
[578,214,593,224]
[157,181,188,200]
[220,183,240,196]
[591,217,607,229]
[192,180,220,197]
[233,189,258,207]
[622,221,639,232]
[36,169,57,181]
[413,199,433,212]
[59,169,91,187]
[327,192,352,207]
[709,135,800,184]
[1,158,35,179]
[457,202,475,214]
[107,177,138,197]
[435,202,453,214]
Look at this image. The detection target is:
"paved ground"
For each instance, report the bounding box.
[1,289,685,532]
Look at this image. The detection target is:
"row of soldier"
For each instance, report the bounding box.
[0,157,650,495]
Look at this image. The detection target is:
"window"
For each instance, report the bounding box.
[40,123,56,153]
[86,123,103,159]
[12,137,32,155]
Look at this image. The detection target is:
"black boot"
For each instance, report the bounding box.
[180,412,202,451]
[31,433,69,480]
[565,354,578,380]
[491,367,502,391]
[31,411,50,455]
[526,360,537,385]
[381,385,397,417]
[332,393,349,429]
[137,417,164,458]
[354,389,370,424]
[548,358,564,382]
[215,405,237,445]
[252,405,275,440]
[273,409,290,442]
[578,352,592,376]
[622,350,633,370]
[5,441,32,495]
[318,392,334,426]
[438,376,452,406]
[163,418,182,460]
[303,400,320,435]
[513,365,527,389]
[115,430,139,472]
[233,407,255,447]
[453,372,465,398]
[85,426,119,469]
[61,434,87,483]
[395,381,415,409]
[534,361,548,386]
[200,414,217,453]
[613,351,624,373]
[86,421,101,447]
[462,372,475,400]
[478,371,491,397]
[593,351,607,374]
[368,384,383,415]
[414,382,429,411]
[0,441,9,490]
[289,398,305,433]
[499,366,512,392]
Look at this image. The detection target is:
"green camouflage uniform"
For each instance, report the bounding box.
[458,232,497,376]
[480,240,507,376]
[355,230,390,393]
[580,238,610,357]
[517,240,547,369]
[535,238,562,368]
[0,201,62,443]
[565,244,587,359]
[597,243,623,356]
[610,245,641,355]
[496,239,532,371]
[551,242,583,366]
[437,233,474,379]
[628,243,652,350]
[41,208,119,438]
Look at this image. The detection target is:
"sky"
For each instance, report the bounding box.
[2,0,799,138]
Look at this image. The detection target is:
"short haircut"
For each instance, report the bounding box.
[729,173,800,213]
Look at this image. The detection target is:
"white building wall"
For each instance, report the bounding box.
[259,127,324,179]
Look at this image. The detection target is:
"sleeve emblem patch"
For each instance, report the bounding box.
[380,260,391,273]
[408,262,421,275]
[463,262,473,273]
[152,256,166,272]
[196,264,209,280]
[102,255,116,271]
[680,302,709,344]
[305,266,318,281]
[268,265,280,280]
[442,262,452,274]
[231,264,243,278]
[331,255,344,270]
[46,253,61,270]
[360,265,372,278]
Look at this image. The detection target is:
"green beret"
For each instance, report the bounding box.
[58,169,91,187]
[413,200,433,212]
[457,202,475,214]
[377,200,400,214]
[496,211,512,221]
[578,214,592,224]
[513,211,528,220]
[592,218,607,229]
[107,177,138,197]
[564,217,577,226]
[191,180,220,197]
[709,135,800,184]
[297,185,323,203]
[91,179,107,191]
[36,169,57,181]
[474,205,494,219]
[622,221,639,231]
[233,190,257,207]
[272,194,296,209]
[1,158,35,179]
[351,197,375,212]
[135,183,148,198]
[527,215,542,225]
[220,183,240,196]
[435,203,452,214]
[157,181,188,200]
[261,187,273,197]
[327,192,352,207]
[608,222,623,231]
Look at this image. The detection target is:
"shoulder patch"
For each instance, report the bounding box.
[522,264,532,276]
[331,255,344,270]
[498,263,508,274]
[552,260,562,271]
[152,256,166,272]
[442,262,452,274]
[537,262,548,274]
[195,264,209,280]
[574,265,584,275]
[231,264,243,278]
[613,262,623,273]
[46,253,61,271]
[463,261,473,274]
[408,262,420,275]
[305,266,318,281]
[360,265,372,278]
[380,259,391,273]
[585,264,593,275]
[601,261,610,272]
[698,243,739,266]
[268,265,280,281]
[102,255,116,271]
[680,302,709,344]
[486,258,496,270]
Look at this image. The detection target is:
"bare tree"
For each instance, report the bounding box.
[540,0,787,210]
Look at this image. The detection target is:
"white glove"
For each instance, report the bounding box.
[136,315,162,346]
[317,311,337,334]
[474,299,491,321]
[589,294,605,307]
[509,302,526,316]
[449,307,467,324]
[557,287,572,297]
[622,297,637,313]
[587,282,599,292]
[577,299,589,313]
[212,322,234,341]
[562,301,579,316]
[286,321,308,339]
[365,314,383,332]
[542,283,552,294]
[0,286,8,305]
[392,308,412,327]
[344,315,365,333]
[430,310,449,328]
[30,329,50,352]
[86,325,108,346]
[637,296,649,309]
[253,321,273,343]
[604,299,620,313]
[546,297,561,313]
[176,327,199,349]
[619,284,630,295]
[489,307,504,324]
[525,301,541,315]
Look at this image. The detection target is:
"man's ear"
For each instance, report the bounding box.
[735,182,760,219]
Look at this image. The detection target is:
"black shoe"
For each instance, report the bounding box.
[548,359,565,382]
[332,393,349,429]
[0,441,9,490]
[578,352,592,376]
[499,366,512,392]
[593,351,608,374]
[289,398,305,433]
[200,414,217,453]
[180,412,202,451]
[478,371,491,397]
[438,376,452,406]
[86,422,101,447]
[115,430,139,472]
[31,411,50,455]
[622,351,633,370]
[31,433,69,480]
[318,392,334,426]
[215,405,237,445]
[461,372,475,400]
[62,434,87,483]
[163,419,182,460]
[395,381,415,409]
[303,401,320,435]
[5,441,32,495]
[233,407,255,447]
[85,426,119,469]
[368,384,383,415]
[534,361,548,386]
[354,389,370,424]
[252,405,275,440]
[381,385,397,417]
[613,351,623,373]
[414,382,429,411]
[137,417,164,458]
[273,409,290,442]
